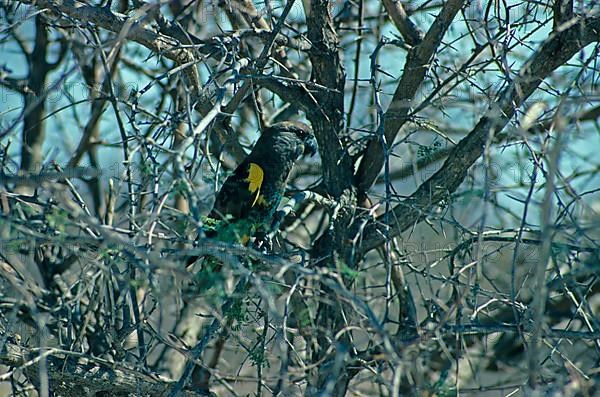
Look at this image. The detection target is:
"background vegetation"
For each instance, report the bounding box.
[1,0,600,395]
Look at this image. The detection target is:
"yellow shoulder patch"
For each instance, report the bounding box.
[245,162,264,206]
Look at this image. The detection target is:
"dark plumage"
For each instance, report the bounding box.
[206,121,316,243]
[189,121,316,264]
[186,122,316,388]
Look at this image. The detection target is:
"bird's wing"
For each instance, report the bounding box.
[209,161,265,221]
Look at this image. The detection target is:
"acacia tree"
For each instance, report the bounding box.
[1,0,600,395]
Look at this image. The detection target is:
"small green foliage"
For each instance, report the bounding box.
[192,257,224,292]
[295,305,313,329]
[224,219,257,243]
[139,161,153,177]
[340,262,359,281]
[432,387,457,397]
[172,179,188,197]
[417,139,442,160]
[98,248,119,259]
[3,239,26,250]
[249,345,270,369]
[129,278,146,289]
[429,368,457,397]
[201,215,221,231]
[46,207,68,233]
[225,298,247,331]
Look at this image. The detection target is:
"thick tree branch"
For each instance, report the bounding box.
[357,14,600,256]
[355,0,465,192]
[382,0,423,46]
[20,15,50,174]
[304,2,358,395]
[306,0,352,197]
[553,0,574,30]
[381,102,600,185]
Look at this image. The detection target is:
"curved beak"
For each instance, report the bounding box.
[304,135,318,157]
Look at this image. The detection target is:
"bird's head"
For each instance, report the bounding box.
[260,121,317,160]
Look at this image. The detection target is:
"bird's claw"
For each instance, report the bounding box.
[253,232,273,254]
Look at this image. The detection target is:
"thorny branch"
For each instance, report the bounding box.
[1,1,600,396]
